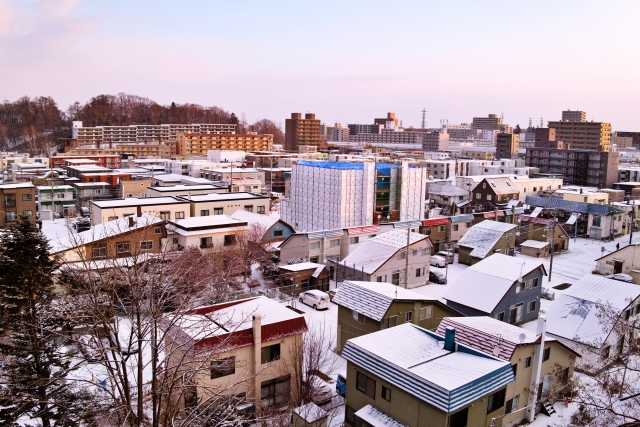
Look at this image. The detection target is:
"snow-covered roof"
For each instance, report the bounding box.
[339,229,429,274]
[443,254,545,313]
[520,240,549,249]
[545,275,640,348]
[92,197,187,208]
[355,405,407,427]
[0,182,34,189]
[294,403,328,423]
[341,323,514,413]
[36,185,74,191]
[168,215,246,232]
[279,262,326,272]
[428,183,468,197]
[180,192,267,202]
[230,209,282,231]
[333,280,435,322]
[148,184,220,193]
[481,177,518,195]
[50,214,161,253]
[457,220,516,258]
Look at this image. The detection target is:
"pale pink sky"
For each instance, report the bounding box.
[2,0,640,130]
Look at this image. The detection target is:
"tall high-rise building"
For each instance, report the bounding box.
[281,161,426,232]
[471,114,512,133]
[547,120,611,151]
[284,113,323,151]
[496,133,520,159]
[561,110,587,122]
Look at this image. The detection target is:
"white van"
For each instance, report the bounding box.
[298,290,330,310]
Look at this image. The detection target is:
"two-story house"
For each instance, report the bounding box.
[444,254,546,325]
[36,185,76,217]
[457,220,517,265]
[0,182,36,228]
[333,280,462,352]
[341,323,515,427]
[471,177,520,212]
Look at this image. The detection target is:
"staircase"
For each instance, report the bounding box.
[541,401,557,417]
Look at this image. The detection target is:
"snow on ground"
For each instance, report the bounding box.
[40,217,76,242]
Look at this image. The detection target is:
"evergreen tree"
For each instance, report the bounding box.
[0,216,99,426]
[514,124,521,134]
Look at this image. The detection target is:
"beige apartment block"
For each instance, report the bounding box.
[547,120,611,151]
[176,133,273,155]
[285,113,323,151]
[561,110,586,122]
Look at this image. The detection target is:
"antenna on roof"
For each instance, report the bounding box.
[519,333,526,343]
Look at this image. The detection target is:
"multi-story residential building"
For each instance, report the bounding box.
[281,161,426,232]
[341,323,514,427]
[183,192,271,218]
[284,113,323,151]
[175,133,273,155]
[420,129,450,151]
[167,215,248,251]
[547,119,611,151]
[496,133,520,159]
[374,112,399,127]
[347,123,383,136]
[321,123,350,142]
[63,142,176,159]
[611,131,634,148]
[614,131,640,148]
[36,185,76,217]
[561,109,586,122]
[472,113,512,133]
[0,182,36,228]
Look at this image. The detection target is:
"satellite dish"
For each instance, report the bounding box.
[519,333,526,343]
[492,346,501,357]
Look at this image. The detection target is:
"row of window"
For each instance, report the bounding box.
[309,235,376,250]
[496,300,537,324]
[92,240,154,258]
[351,306,434,327]
[4,210,33,222]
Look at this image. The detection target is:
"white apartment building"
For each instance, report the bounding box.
[281,161,426,232]
[469,159,539,177]
[420,159,492,180]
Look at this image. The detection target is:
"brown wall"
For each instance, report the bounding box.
[0,185,37,228]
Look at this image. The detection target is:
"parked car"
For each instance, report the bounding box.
[307,375,333,405]
[336,371,347,397]
[436,251,454,263]
[327,289,338,302]
[429,270,447,284]
[299,290,330,310]
[430,255,447,268]
[604,273,634,283]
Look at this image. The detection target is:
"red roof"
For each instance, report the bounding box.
[348,225,381,235]
[520,215,552,225]
[483,210,505,219]
[422,218,450,227]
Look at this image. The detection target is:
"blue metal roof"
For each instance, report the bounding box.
[341,324,514,413]
[450,214,474,223]
[295,160,403,170]
[525,196,618,216]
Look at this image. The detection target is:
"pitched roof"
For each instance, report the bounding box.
[481,177,519,195]
[355,405,407,427]
[333,280,434,322]
[339,229,429,274]
[341,324,514,413]
[443,254,545,313]
[525,195,621,216]
[545,275,640,348]
[520,240,549,249]
[428,183,468,197]
[456,220,517,258]
[230,209,288,232]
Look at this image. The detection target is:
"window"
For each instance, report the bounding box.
[524,356,532,369]
[476,192,481,199]
[257,206,265,214]
[421,248,429,255]
[412,249,418,256]
[160,211,171,220]
[214,207,223,215]
[419,306,433,320]
[108,216,118,221]
[381,386,391,401]
[244,205,253,213]
[172,237,179,245]
[261,344,281,364]
[200,237,213,249]
[154,226,162,234]
[557,367,569,384]
[623,309,631,321]
[508,303,523,324]
[532,277,539,288]
[487,194,492,201]
[309,256,319,263]
[438,225,445,232]
[466,221,472,228]
[356,372,376,399]
[376,275,387,283]
[4,194,16,207]
[200,209,210,216]
[261,375,290,407]
[453,224,459,231]
[399,251,407,259]
[543,347,551,361]
[391,272,400,285]
[405,311,413,322]
[211,357,235,379]
[352,310,365,323]
[92,246,107,259]
[22,194,32,201]
[140,241,153,250]
[528,301,537,313]
[505,395,519,414]
[483,183,486,188]
[601,345,611,359]
[487,388,506,413]
[496,312,505,322]
[381,316,397,329]
[416,267,425,277]
[511,363,518,378]
[310,241,320,249]
[274,230,284,237]
[349,236,360,244]
[224,235,236,246]
[593,216,601,227]
[346,406,356,426]
[330,239,340,247]
[116,242,130,254]
[176,211,185,219]
[448,407,468,427]
[23,210,33,217]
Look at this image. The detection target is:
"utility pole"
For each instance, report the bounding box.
[405,224,411,289]
[630,206,635,245]
[548,209,557,282]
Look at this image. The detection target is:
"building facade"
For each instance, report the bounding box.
[0,183,37,228]
[284,113,323,151]
[496,133,520,159]
[176,133,273,155]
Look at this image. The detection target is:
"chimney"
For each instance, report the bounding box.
[128,216,134,227]
[252,315,262,411]
[444,327,456,351]
[137,206,142,217]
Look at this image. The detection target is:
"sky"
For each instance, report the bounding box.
[2,0,640,130]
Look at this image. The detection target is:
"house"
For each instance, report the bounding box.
[229,209,295,242]
[595,244,640,281]
[0,182,36,228]
[90,196,191,225]
[470,177,520,212]
[444,254,546,325]
[338,229,432,289]
[178,192,271,217]
[446,214,474,244]
[36,185,76,217]
[166,215,247,251]
[163,296,308,413]
[436,317,580,427]
[457,220,517,265]
[341,323,515,427]
[278,262,331,292]
[50,213,166,263]
[517,215,570,253]
[543,275,640,373]
[519,240,550,258]
[418,218,448,252]
[427,183,468,216]
[333,280,462,352]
